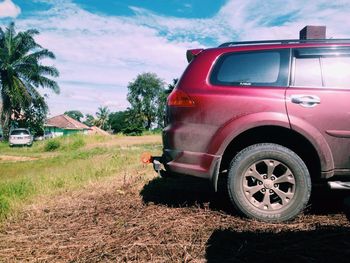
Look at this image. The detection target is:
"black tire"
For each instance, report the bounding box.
[227,143,311,222]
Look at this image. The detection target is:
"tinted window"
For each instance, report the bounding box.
[211,49,290,87]
[293,47,350,88]
[11,130,30,135]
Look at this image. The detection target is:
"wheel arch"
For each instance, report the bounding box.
[213,125,331,191]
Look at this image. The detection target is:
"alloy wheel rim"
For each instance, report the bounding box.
[242,159,296,211]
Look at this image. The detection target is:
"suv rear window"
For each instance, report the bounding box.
[210,49,290,87]
[11,130,29,136]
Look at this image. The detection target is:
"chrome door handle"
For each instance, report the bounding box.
[290,95,321,108]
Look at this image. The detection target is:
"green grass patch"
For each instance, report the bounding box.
[0,134,112,156]
[44,136,86,152]
[44,139,61,151]
[0,135,162,221]
[0,196,10,219]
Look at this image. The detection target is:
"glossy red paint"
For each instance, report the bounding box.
[162,42,350,183]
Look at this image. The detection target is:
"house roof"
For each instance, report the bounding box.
[88,126,110,136]
[46,114,90,130]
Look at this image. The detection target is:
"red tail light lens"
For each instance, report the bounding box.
[167,90,195,107]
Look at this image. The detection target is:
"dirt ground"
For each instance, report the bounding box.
[0,155,38,162]
[1,171,350,262]
[85,135,161,149]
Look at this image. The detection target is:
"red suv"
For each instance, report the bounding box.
[156,39,350,222]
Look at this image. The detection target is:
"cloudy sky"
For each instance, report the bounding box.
[1,0,350,116]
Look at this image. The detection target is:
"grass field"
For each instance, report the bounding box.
[0,134,161,221]
[1,134,350,262]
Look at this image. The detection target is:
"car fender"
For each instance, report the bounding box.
[208,112,290,155]
[207,111,333,172]
[288,115,334,172]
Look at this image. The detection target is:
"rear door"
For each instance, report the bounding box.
[286,46,350,170]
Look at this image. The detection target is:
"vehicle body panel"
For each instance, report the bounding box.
[286,88,350,169]
[162,42,350,180]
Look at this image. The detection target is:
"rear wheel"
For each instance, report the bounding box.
[227,143,311,222]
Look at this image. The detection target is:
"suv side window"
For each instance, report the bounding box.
[292,47,350,88]
[210,49,290,87]
[322,56,350,87]
[294,57,322,87]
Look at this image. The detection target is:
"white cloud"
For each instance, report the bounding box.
[13,1,196,115]
[3,0,350,116]
[0,0,20,18]
[44,84,129,116]
[215,0,350,40]
[128,0,350,43]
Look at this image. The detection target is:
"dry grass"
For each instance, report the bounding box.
[0,155,38,162]
[1,167,350,262]
[1,134,350,262]
[84,134,161,149]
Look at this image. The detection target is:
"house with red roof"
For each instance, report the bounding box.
[45,114,90,137]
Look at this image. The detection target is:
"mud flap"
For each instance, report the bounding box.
[211,157,222,192]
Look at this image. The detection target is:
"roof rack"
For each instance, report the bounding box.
[219,39,350,47]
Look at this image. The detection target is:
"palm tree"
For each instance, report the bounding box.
[95,106,110,130]
[0,23,59,139]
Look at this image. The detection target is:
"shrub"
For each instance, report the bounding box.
[69,137,86,150]
[44,139,61,151]
[122,126,143,136]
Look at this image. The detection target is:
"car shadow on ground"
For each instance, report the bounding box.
[205,226,350,263]
[140,174,236,215]
[141,175,350,262]
[140,174,350,216]
[306,185,350,215]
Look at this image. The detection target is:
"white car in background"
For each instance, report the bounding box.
[9,128,33,147]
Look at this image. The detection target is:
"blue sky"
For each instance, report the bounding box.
[1,0,350,116]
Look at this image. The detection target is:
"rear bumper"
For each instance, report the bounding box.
[162,148,221,179]
[9,140,32,146]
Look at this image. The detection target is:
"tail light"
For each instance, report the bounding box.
[167,90,195,107]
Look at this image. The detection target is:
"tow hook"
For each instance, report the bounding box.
[141,152,164,176]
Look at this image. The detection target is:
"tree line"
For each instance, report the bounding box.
[65,74,178,135]
[0,23,178,139]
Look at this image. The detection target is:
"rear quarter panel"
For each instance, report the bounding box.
[164,48,289,156]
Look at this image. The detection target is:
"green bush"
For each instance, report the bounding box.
[44,139,61,151]
[70,137,86,150]
[122,126,143,136]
